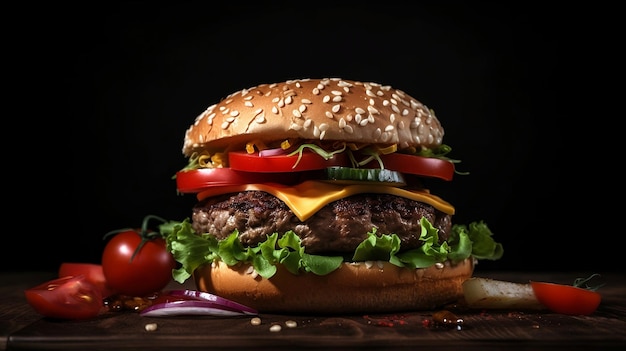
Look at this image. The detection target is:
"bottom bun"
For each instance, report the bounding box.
[193,258,475,314]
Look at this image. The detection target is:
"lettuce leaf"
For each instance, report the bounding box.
[161,217,503,284]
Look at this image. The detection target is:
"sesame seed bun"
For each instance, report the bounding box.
[194,258,474,314]
[182,78,444,156]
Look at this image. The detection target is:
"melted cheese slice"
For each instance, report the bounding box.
[196,180,455,222]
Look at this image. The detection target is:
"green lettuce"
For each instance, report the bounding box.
[160,217,503,284]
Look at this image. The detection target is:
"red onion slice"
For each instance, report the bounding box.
[140,300,253,317]
[161,289,258,315]
[258,148,287,157]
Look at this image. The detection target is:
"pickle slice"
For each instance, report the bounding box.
[323,167,406,186]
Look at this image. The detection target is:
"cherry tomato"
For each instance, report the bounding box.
[59,262,115,298]
[102,229,176,297]
[176,168,300,193]
[24,276,104,320]
[374,153,455,181]
[228,150,349,173]
[530,281,602,315]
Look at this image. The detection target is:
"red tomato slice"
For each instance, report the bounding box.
[176,168,300,193]
[374,153,455,181]
[24,276,105,320]
[228,150,349,173]
[530,281,602,315]
[59,262,116,298]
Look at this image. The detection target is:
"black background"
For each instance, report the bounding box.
[7,2,620,274]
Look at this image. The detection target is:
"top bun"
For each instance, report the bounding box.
[182,78,444,156]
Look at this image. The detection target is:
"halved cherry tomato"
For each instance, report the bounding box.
[24,276,105,320]
[373,153,455,181]
[176,168,300,193]
[228,150,349,173]
[102,229,176,297]
[530,281,602,315]
[59,263,115,298]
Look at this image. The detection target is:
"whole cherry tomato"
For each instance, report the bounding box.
[102,215,177,297]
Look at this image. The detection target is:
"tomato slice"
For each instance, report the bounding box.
[24,276,105,320]
[228,150,349,173]
[530,281,602,315]
[59,262,115,298]
[176,168,301,193]
[373,153,455,181]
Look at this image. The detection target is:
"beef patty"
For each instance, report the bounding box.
[191,191,452,255]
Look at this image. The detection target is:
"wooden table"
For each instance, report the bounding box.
[2,271,625,350]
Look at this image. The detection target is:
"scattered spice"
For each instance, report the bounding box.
[363,315,408,327]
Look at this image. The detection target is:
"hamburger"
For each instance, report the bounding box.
[165,78,503,314]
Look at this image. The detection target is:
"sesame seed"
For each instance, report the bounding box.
[272,106,279,114]
[285,320,298,328]
[244,101,253,107]
[332,104,341,113]
[285,95,293,104]
[332,95,342,102]
[299,104,307,113]
[373,128,382,139]
[270,324,282,332]
[367,105,379,114]
[250,317,262,326]
[325,111,334,119]
[293,109,302,118]
[301,98,312,104]
[230,110,239,117]
[322,95,331,103]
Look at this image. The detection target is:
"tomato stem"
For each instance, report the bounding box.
[128,215,168,262]
[103,215,169,263]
